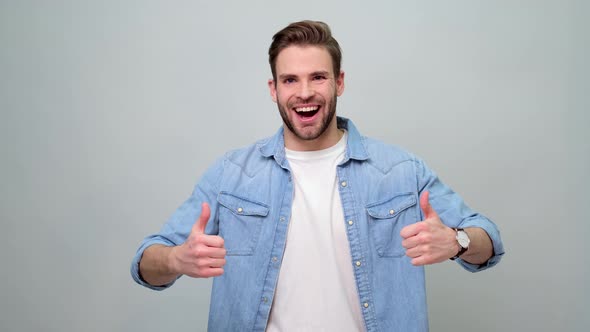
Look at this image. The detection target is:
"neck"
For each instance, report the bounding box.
[284,119,343,151]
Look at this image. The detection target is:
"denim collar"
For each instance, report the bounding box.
[258,116,369,166]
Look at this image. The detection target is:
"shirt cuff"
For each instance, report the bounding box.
[455,218,505,273]
[130,237,181,291]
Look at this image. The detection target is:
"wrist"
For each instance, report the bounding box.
[166,245,181,276]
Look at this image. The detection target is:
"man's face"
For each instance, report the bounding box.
[269,45,345,150]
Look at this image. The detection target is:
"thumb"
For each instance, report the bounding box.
[192,202,211,234]
[420,191,439,220]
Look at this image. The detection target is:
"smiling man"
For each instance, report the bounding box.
[270,44,344,150]
[131,21,504,332]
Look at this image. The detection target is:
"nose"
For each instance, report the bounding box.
[296,81,315,100]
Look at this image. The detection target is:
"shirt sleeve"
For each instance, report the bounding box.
[414,157,505,272]
[130,157,224,290]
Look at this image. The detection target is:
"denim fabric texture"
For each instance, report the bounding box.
[131,117,504,332]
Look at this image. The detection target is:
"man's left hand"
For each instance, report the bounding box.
[400,191,459,266]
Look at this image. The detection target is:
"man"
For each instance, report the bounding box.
[131,20,504,331]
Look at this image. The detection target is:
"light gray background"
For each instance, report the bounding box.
[1,1,588,331]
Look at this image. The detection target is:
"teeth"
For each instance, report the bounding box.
[294,106,319,113]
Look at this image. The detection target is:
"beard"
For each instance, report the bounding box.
[277,94,337,141]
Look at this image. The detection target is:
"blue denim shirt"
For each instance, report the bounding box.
[131,117,504,332]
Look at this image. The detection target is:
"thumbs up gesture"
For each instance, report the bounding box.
[400,191,459,266]
[170,202,226,278]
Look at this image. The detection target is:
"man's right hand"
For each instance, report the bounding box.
[169,202,227,278]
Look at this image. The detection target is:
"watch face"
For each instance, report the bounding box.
[457,230,470,248]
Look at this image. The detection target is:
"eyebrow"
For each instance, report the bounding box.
[310,71,330,77]
[278,73,297,81]
[278,71,331,80]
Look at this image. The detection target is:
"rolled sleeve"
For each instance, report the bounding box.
[130,236,179,291]
[130,156,224,290]
[456,216,505,272]
[415,157,505,273]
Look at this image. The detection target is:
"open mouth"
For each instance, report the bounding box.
[293,105,320,120]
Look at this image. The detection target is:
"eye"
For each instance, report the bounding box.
[313,75,327,81]
[283,77,296,84]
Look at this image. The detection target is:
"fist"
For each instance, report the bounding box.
[400,191,459,266]
[171,202,226,278]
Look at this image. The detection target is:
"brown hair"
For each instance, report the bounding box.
[268,20,342,81]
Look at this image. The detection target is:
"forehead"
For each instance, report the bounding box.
[275,45,334,76]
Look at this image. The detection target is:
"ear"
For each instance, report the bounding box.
[336,71,345,96]
[268,79,277,103]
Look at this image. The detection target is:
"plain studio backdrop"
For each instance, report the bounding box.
[1,1,588,331]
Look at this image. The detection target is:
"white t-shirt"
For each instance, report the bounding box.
[266,132,364,332]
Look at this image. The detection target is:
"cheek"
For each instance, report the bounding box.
[279,93,294,108]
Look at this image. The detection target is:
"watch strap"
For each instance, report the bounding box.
[450,245,468,261]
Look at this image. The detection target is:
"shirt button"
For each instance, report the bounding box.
[262,297,268,303]
[341,181,347,187]
[364,302,369,308]
[272,257,278,263]
[389,209,395,215]
[355,261,361,267]
[237,207,243,213]
[348,220,353,226]
[280,216,286,222]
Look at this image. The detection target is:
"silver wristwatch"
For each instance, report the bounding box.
[450,228,470,260]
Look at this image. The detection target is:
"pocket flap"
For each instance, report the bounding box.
[217,192,270,217]
[366,192,416,219]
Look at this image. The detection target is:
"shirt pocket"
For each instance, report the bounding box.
[366,192,417,257]
[217,192,270,256]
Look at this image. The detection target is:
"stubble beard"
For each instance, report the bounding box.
[277,94,337,141]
